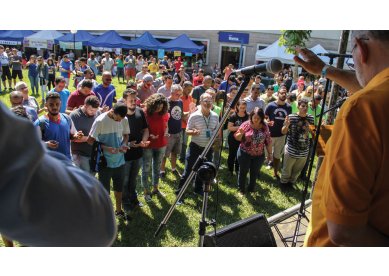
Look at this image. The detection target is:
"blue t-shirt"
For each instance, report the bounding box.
[264,101,292,137]
[50,88,70,113]
[60,60,73,78]
[28,63,38,78]
[25,106,38,122]
[88,59,99,75]
[219,80,236,93]
[167,99,183,135]
[34,113,75,160]
[89,112,130,168]
[93,84,116,108]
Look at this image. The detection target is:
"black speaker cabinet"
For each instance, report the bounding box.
[203,214,276,247]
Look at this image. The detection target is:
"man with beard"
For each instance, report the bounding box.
[137,74,156,103]
[264,87,292,180]
[297,31,389,246]
[122,89,150,214]
[160,84,185,178]
[35,92,83,160]
[280,99,314,187]
[191,75,213,105]
[67,79,96,112]
[93,71,117,109]
[70,95,101,173]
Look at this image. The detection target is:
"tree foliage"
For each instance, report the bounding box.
[279,30,312,55]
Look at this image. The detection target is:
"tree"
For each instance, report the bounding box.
[279,30,312,81]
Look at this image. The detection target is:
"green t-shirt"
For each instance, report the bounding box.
[116,59,124,68]
[212,105,221,117]
[308,103,324,126]
[290,101,298,114]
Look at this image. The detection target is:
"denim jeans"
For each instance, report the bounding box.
[122,158,142,211]
[178,142,213,194]
[227,134,240,174]
[141,147,166,191]
[237,148,265,193]
[98,165,125,193]
[72,153,91,173]
[28,75,39,95]
[179,128,188,161]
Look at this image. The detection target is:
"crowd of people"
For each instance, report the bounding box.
[2,46,328,247]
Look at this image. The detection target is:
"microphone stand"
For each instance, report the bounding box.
[290,56,335,247]
[155,74,252,246]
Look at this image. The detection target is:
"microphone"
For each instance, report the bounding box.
[233,59,283,75]
[317,53,352,58]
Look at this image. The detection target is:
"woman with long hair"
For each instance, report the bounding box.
[135,55,144,73]
[26,55,39,95]
[234,107,272,195]
[142,93,169,202]
[46,58,56,90]
[36,56,48,103]
[227,100,249,176]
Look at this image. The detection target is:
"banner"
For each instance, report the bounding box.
[0,40,21,46]
[185,52,192,57]
[158,49,165,59]
[174,51,181,57]
[59,41,83,50]
[23,39,53,50]
[91,46,121,53]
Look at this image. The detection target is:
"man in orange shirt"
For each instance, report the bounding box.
[295,30,389,246]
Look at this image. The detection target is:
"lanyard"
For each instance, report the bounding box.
[202,115,210,129]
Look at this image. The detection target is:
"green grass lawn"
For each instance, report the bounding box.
[0,69,313,247]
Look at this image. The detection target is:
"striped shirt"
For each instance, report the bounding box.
[285,113,315,158]
[187,109,219,147]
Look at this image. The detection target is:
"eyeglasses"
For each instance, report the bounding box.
[104,78,112,81]
[201,100,213,103]
[20,86,28,90]
[351,37,370,54]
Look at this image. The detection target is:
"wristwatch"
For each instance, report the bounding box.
[321,65,330,77]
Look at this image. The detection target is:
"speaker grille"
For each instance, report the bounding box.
[204,214,276,247]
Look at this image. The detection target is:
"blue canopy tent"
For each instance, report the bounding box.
[56,30,96,46]
[24,30,64,49]
[161,34,204,54]
[124,31,163,50]
[88,30,131,49]
[0,30,35,45]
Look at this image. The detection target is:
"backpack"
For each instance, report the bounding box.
[90,141,107,172]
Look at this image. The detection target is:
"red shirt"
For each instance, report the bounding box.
[144,110,169,149]
[174,61,182,72]
[193,76,204,87]
[67,90,96,109]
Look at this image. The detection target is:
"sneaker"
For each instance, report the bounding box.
[171,169,182,178]
[176,199,184,206]
[115,210,125,219]
[152,189,166,197]
[159,171,166,179]
[144,194,152,202]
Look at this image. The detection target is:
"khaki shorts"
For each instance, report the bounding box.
[271,135,286,160]
[165,133,182,157]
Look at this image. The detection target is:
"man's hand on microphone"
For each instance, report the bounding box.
[294,48,326,76]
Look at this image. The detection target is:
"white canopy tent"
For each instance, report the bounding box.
[256,40,354,69]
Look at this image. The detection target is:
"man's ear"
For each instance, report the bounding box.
[357,38,369,64]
